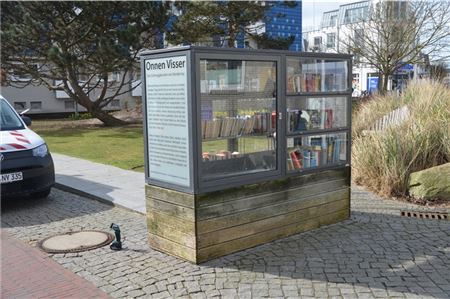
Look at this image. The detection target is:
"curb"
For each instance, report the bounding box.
[54,183,145,215]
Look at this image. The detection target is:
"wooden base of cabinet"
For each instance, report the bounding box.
[146,167,350,264]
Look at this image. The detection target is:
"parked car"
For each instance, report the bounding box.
[0,96,55,198]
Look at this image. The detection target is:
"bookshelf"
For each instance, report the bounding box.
[286,133,347,171]
[199,59,277,177]
[141,46,352,264]
[287,96,347,133]
[287,58,348,94]
[141,46,351,193]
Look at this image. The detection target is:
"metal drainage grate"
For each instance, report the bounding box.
[400,210,449,220]
[39,230,115,254]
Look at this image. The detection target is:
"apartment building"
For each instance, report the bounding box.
[303,0,420,95]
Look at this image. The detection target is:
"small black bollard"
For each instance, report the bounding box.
[110,223,122,250]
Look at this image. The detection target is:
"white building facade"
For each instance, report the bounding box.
[303,0,419,96]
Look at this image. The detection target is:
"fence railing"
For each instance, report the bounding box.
[364,105,410,133]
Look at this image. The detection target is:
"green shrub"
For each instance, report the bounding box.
[69,112,93,120]
[352,80,450,197]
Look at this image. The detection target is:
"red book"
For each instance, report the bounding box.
[290,150,302,169]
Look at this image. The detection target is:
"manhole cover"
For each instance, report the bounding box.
[39,230,114,253]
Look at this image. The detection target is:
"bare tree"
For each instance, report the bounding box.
[428,62,448,82]
[342,0,450,93]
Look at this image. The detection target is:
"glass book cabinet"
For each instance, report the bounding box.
[141,47,351,263]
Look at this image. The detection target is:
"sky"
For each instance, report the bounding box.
[302,0,361,30]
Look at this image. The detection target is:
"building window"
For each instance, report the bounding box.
[11,64,38,81]
[327,33,336,48]
[109,72,121,82]
[330,15,337,26]
[65,100,75,110]
[344,7,366,24]
[354,29,364,48]
[14,102,27,110]
[110,100,121,108]
[30,101,42,111]
[314,37,322,46]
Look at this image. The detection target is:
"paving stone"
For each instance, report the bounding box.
[126,289,145,297]
[142,284,158,294]
[2,187,449,299]
[151,291,171,299]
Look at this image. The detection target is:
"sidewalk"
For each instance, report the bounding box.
[0,230,109,299]
[52,153,146,214]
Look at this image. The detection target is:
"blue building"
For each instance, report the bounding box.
[236,1,302,51]
[264,1,302,52]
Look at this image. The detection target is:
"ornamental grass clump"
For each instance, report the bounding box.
[352,80,450,198]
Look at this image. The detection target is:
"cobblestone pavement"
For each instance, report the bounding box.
[2,186,449,299]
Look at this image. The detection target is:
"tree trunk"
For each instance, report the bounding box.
[90,107,127,126]
[69,83,127,127]
[377,73,389,95]
[228,22,236,48]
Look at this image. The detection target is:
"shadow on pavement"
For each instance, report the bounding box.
[1,187,113,228]
[202,211,450,298]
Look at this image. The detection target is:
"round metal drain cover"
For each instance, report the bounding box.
[39,230,114,253]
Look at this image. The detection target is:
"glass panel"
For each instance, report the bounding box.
[200,59,277,179]
[286,132,347,171]
[287,96,348,133]
[287,57,348,93]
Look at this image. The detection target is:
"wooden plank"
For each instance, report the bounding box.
[146,185,195,208]
[147,210,196,249]
[197,179,348,221]
[147,209,195,235]
[197,194,349,248]
[146,197,195,222]
[197,208,349,263]
[197,187,349,234]
[197,167,349,208]
[148,233,197,263]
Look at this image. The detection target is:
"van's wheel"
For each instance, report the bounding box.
[31,188,51,199]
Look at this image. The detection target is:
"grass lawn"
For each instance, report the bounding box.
[31,119,274,172]
[32,120,145,172]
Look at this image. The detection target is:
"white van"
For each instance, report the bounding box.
[0,96,55,198]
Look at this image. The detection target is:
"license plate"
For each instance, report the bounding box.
[1,172,23,184]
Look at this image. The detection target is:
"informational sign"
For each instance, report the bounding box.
[145,55,190,187]
[367,77,378,93]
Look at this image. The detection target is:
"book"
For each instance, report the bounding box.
[324,109,333,129]
[231,151,241,158]
[327,139,334,163]
[290,150,302,169]
[201,120,206,139]
[302,149,311,168]
[219,150,231,159]
[307,109,321,129]
[242,117,255,134]
[287,157,294,171]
